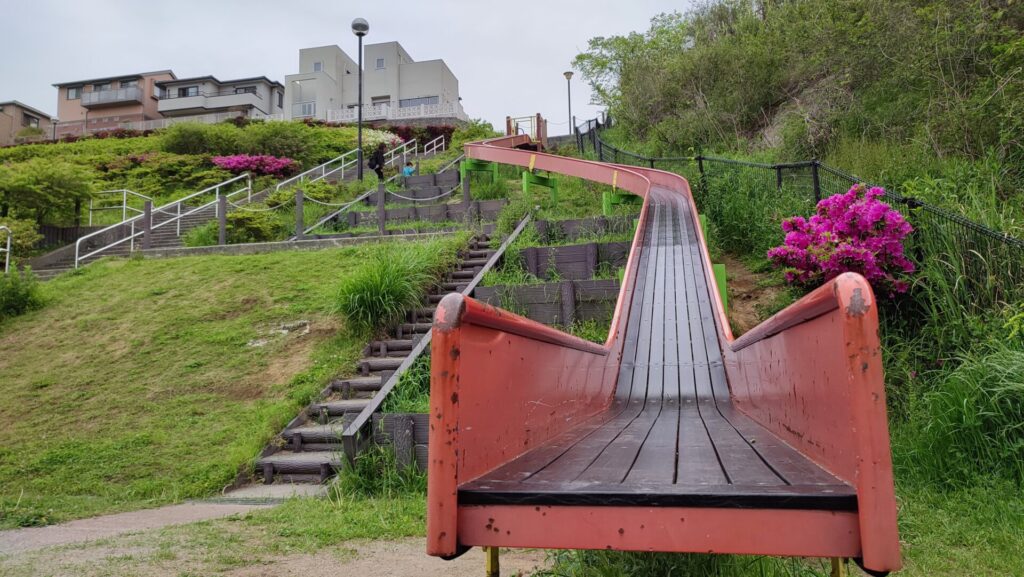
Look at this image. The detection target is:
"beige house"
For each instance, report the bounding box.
[156,76,284,118]
[0,101,54,146]
[284,41,466,123]
[54,70,176,137]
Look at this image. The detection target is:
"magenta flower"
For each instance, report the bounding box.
[768,184,915,297]
[211,154,299,177]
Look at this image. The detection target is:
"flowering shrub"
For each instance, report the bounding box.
[210,154,298,177]
[767,184,915,296]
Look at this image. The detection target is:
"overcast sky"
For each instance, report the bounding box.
[0,0,686,134]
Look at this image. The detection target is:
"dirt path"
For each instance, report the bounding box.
[722,254,785,335]
[227,539,548,577]
[0,502,270,555]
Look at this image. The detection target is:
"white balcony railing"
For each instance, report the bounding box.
[326,101,468,123]
[80,86,144,107]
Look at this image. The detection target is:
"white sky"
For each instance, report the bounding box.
[0,0,687,134]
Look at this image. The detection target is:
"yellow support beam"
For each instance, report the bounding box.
[485,546,500,577]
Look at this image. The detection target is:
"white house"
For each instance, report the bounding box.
[284,41,467,123]
[157,76,284,118]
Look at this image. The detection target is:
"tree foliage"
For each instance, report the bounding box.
[575,0,1024,170]
[0,159,94,224]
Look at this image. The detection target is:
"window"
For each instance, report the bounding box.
[154,85,166,99]
[313,61,323,72]
[234,86,257,95]
[399,96,440,108]
[376,57,385,70]
[22,115,39,128]
[66,86,81,99]
[277,91,283,108]
[120,79,138,88]
[94,83,111,92]
[177,86,199,98]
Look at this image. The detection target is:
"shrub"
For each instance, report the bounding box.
[160,122,240,155]
[495,197,532,237]
[221,211,282,244]
[0,159,94,225]
[768,184,914,296]
[239,121,315,163]
[0,269,44,322]
[265,180,334,208]
[0,218,43,257]
[211,154,299,178]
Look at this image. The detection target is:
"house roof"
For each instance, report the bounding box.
[53,70,177,87]
[0,100,55,120]
[156,75,284,89]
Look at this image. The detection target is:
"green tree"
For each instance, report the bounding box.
[0,159,94,225]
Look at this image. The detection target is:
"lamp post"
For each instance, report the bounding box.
[563,71,573,136]
[352,17,369,181]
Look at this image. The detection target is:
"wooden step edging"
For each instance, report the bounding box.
[340,213,535,463]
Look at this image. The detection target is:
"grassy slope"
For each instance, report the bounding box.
[0,246,406,528]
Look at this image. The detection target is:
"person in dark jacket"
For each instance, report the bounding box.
[368,143,387,180]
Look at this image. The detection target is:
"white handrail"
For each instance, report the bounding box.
[75,173,251,268]
[422,135,446,156]
[274,148,360,193]
[383,139,417,169]
[88,189,152,225]
[0,226,11,274]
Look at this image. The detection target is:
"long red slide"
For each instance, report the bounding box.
[426,134,901,574]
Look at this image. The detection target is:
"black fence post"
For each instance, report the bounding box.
[697,155,707,199]
[294,188,305,240]
[775,165,783,192]
[597,139,604,162]
[218,195,227,245]
[811,160,822,203]
[142,200,152,250]
[377,182,386,236]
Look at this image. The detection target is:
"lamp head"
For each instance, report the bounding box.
[564,71,574,81]
[351,18,369,37]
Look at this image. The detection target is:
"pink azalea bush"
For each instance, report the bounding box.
[211,154,298,178]
[767,184,915,296]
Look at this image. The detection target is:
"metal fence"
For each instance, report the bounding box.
[575,116,1024,313]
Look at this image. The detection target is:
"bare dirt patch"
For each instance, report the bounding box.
[723,254,786,336]
[226,539,548,577]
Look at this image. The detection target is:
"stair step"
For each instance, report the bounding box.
[450,269,477,280]
[330,376,384,392]
[359,357,403,373]
[467,250,492,259]
[363,339,418,356]
[439,282,468,291]
[256,452,343,478]
[282,422,350,444]
[397,322,432,337]
[460,258,490,268]
[308,398,372,417]
[427,294,446,304]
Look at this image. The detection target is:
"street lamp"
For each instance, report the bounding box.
[563,71,574,137]
[352,17,369,180]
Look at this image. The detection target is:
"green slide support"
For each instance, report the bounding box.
[713,263,728,313]
[602,190,636,217]
[700,215,728,312]
[522,171,559,204]
[461,159,498,183]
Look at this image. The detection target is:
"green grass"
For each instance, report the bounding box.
[380,355,431,414]
[0,239,459,529]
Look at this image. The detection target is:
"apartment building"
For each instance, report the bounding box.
[0,101,54,146]
[53,70,175,137]
[156,76,284,118]
[284,41,466,123]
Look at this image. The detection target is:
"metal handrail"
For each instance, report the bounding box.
[436,154,465,174]
[383,139,418,168]
[74,173,251,268]
[88,189,153,225]
[274,148,360,193]
[0,226,11,274]
[422,135,446,156]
